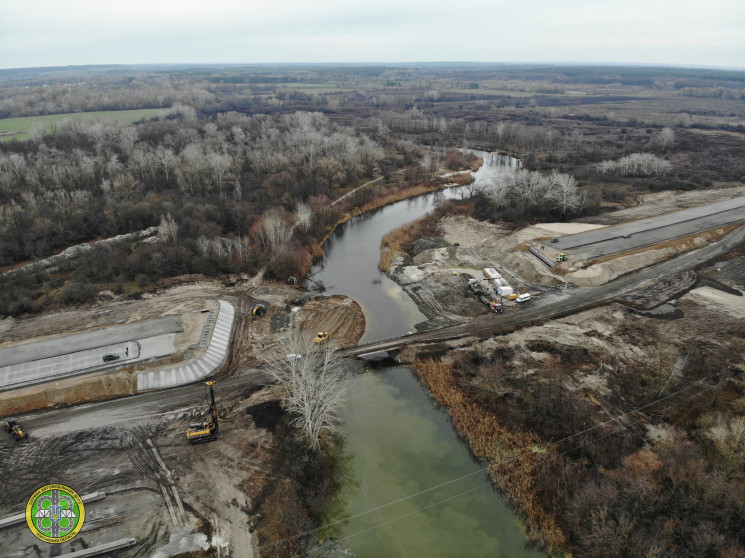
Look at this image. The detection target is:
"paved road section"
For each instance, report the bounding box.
[553,196,745,259]
[344,224,745,357]
[137,300,235,391]
[0,316,182,367]
[1,341,140,391]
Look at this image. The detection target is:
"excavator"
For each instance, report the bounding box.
[4,418,28,442]
[251,304,266,318]
[186,381,219,444]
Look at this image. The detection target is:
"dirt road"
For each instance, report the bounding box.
[0,368,270,557]
[345,224,745,356]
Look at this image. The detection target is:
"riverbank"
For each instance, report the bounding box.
[380,195,745,554]
[311,161,479,269]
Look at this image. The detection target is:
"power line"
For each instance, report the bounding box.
[301,374,728,557]
[257,367,736,554]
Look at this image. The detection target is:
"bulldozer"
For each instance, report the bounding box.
[314,331,331,344]
[4,418,28,442]
[186,381,219,444]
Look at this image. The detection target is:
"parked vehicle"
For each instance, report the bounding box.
[516,293,532,302]
[103,353,120,362]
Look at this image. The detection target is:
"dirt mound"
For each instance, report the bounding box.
[0,370,136,415]
[294,295,365,347]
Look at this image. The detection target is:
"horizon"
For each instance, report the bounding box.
[2,60,744,74]
[1,0,743,71]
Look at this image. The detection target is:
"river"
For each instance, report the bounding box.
[309,152,540,557]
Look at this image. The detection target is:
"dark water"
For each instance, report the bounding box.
[309,151,518,342]
[313,152,539,557]
[322,367,543,557]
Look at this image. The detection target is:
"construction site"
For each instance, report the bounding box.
[1,182,744,557]
[0,277,365,558]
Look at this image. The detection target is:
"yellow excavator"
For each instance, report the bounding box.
[186,381,219,444]
[4,418,28,442]
[251,304,266,318]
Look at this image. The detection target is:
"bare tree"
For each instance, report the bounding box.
[261,210,292,249]
[28,123,46,144]
[196,235,211,256]
[155,146,176,183]
[295,202,312,232]
[158,213,178,243]
[549,171,579,218]
[660,127,675,152]
[262,330,349,451]
[206,152,232,194]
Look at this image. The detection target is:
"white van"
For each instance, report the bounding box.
[516,293,531,303]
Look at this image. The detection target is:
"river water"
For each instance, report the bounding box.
[310,152,539,557]
[310,151,518,343]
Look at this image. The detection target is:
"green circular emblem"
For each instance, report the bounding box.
[25,484,85,543]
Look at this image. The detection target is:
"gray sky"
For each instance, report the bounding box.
[1,0,743,69]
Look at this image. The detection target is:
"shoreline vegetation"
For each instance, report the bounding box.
[413,358,567,553]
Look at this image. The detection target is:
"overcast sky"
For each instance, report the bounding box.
[1,0,743,70]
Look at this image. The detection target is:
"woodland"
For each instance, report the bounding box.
[1,63,744,556]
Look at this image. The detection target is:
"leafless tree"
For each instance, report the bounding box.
[261,330,349,451]
[196,235,211,256]
[158,213,178,243]
[206,152,232,194]
[660,127,675,151]
[155,146,176,183]
[28,123,46,144]
[549,171,579,217]
[261,210,292,249]
[295,202,312,232]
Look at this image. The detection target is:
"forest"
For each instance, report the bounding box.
[2,63,743,318]
[1,63,744,556]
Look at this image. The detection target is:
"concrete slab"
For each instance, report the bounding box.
[553,196,745,259]
[0,316,182,366]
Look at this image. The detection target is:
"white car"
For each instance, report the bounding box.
[516,293,531,303]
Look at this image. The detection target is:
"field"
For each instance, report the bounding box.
[0,108,162,141]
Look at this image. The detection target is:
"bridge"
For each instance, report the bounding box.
[341,224,745,358]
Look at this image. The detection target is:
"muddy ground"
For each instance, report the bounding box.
[388,187,745,325]
[0,273,365,558]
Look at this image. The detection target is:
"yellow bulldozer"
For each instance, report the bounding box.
[4,418,28,442]
[186,381,219,444]
[314,331,330,344]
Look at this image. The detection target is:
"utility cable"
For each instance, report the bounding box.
[257,367,738,554]
[300,374,729,557]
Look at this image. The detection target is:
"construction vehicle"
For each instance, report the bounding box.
[314,331,331,344]
[186,381,219,444]
[556,253,567,262]
[468,278,487,295]
[251,304,266,318]
[489,301,503,313]
[4,418,28,442]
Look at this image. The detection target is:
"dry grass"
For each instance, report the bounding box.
[447,173,476,185]
[378,222,422,272]
[412,358,567,553]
